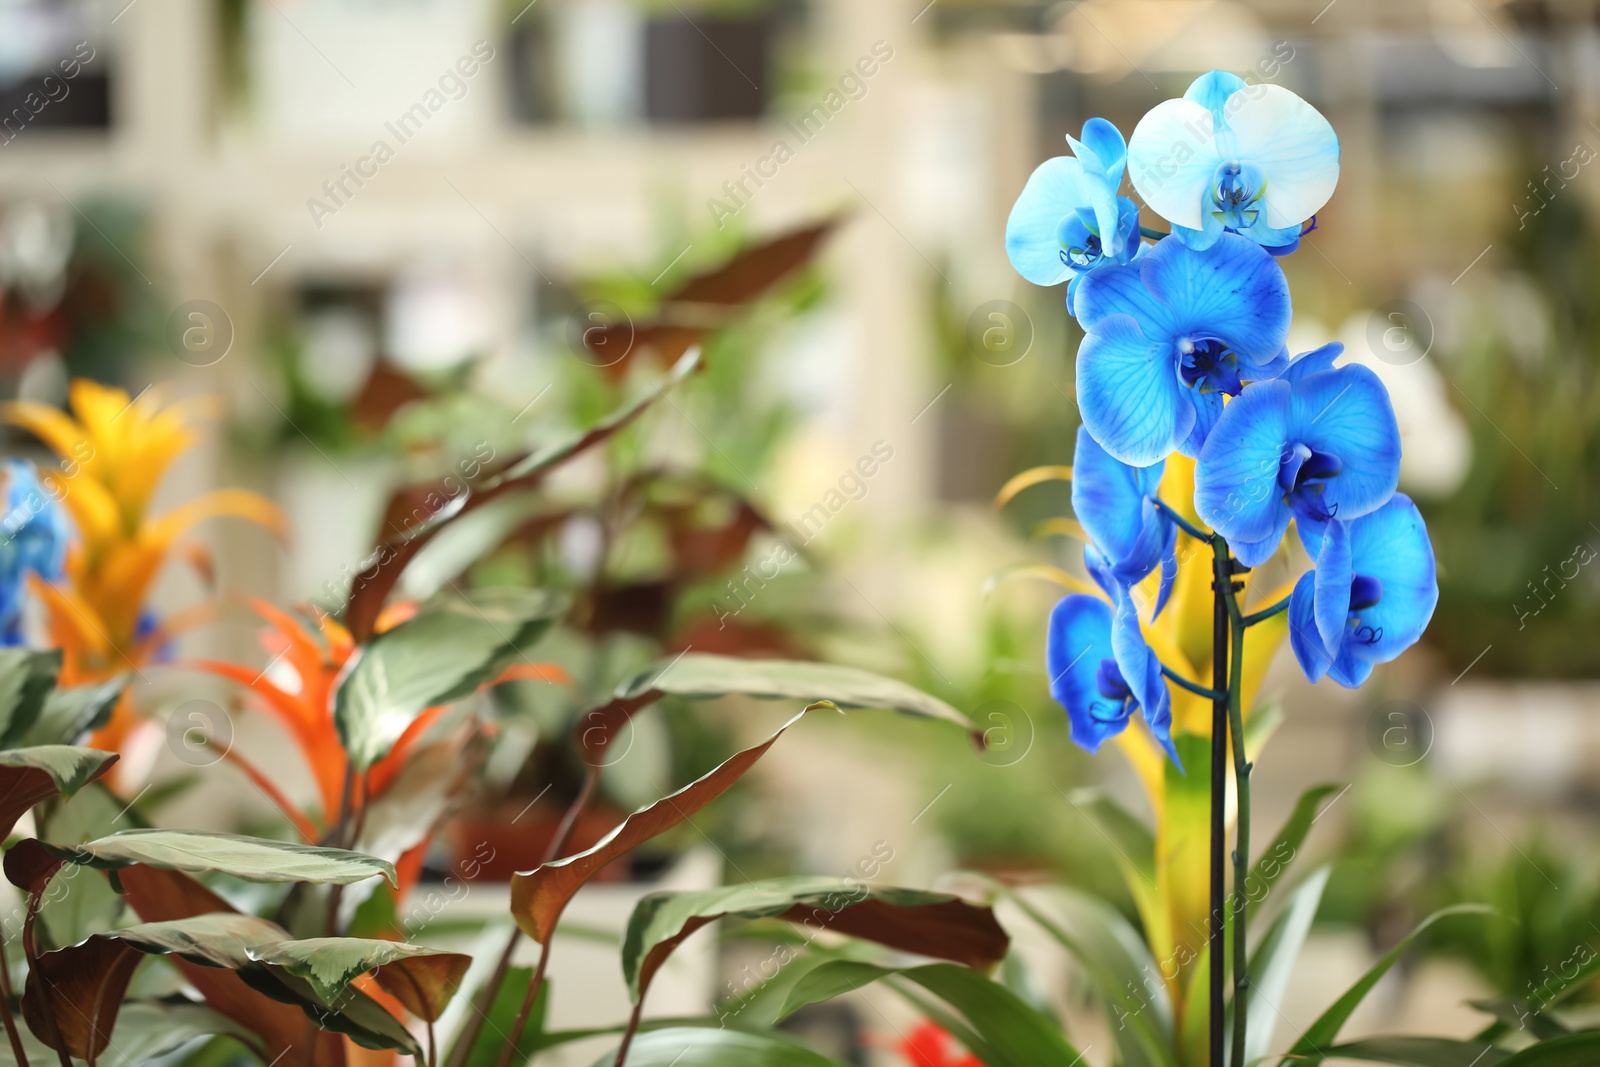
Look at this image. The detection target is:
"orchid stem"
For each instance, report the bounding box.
[1153,498,1210,542]
[1139,224,1170,240]
[1241,596,1290,627]
[1208,535,1229,1067]
[1222,561,1252,1067]
[1161,664,1225,702]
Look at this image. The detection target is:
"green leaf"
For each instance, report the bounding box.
[1222,783,1337,1062]
[1057,787,1166,976]
[779,961,1082,1067]
[1319,1037,1511,1066]
[1005,885,1173,1067]
[16,676,126,747]
[0,1010,61,1067]
[0,745,119,837]
[615,653,977,734]
[1497,1032,1600,1065]
[243,967,422,1056]
[354,740,472,865]
[0,744,119,796]
[39,781,129,948]
[1061,788,1153,873]
[99,913,287,966]
[622,877,1009,1002]
[513,709,814,944]
[343,348,702,643]
[108,1001,266,1063]
[248,937,471,1021]
[335,587,566,768]
[42,829,397,885]
[1241,866,1330,1064]
[1468,998,1569,1042]
[20,914,288,1061]
[1248,783,1341,904]
[456,966,545,1067]
[1287,904,1494,1065]
[593,1027,850,1067]
[397,493,546,601]
[0,649,62,747]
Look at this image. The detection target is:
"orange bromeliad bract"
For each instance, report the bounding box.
[2,379,287,757]
[191,598,568,852]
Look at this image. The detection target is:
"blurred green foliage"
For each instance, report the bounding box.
[1421,191,1600,677]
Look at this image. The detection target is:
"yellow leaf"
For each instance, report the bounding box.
[1029,517,1090,542]
[1,402,91,467]
[992,465,1072,509]
[49,471,122,553]
[981,563,1104,600]
[144,489,289,548]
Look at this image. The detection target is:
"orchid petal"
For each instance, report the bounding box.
[1047,595,1124,753]
[1312,519,1353,656]
[1287,574,1333,683]
[1070,425,1166,578]
[1282,342,1343,382]
[1193,380,1291,544]
[1178,389,1224,459]
[1075,259,1176,335]
[1110,588,1177,764]
[1224,84,1340,229]
[1128,98,1219,231]
[1185,71,1249,118]
[1006,155,1093,285]
[1286,365,1401,524]
[1343,495,1438,663]
[1139,234,1291,366]
[1077,314,1192,467]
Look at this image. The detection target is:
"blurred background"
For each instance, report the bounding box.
[2,0,1599,1062]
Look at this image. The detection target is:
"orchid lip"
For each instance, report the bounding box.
[1279,442,1343,522]
[1349,573,1383,613]
[1177,337,1243,396]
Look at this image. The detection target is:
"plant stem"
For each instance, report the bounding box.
[445,932,517,1067]
[447,763,600,1067]
[427,1019,438,1067]
[1161,664,1226,702]
[1153,497,1210,541]
[1209,535,1229,1067]
[1139,224,1171,240]
[0,936,30,1067]
[1223,568,1251,1067]
[1241,596,1290,627]
[325,764,358,937]
[495,940,550,1067]
[613,995,646,1066]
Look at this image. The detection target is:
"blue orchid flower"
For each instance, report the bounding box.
[1288,494,1437,688]
[1074,233,1291,467]
[0,460,71,646]
[1006,118,1141,313]
[1047,593,1177,763]
[1192,349,1400,567]
[1127,71,1339,254]
[1071,425,1177,616]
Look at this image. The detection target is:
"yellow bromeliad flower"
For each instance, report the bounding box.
[3,379,286,754]
[997,452,1292,1043]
